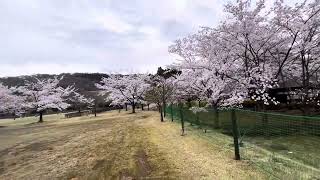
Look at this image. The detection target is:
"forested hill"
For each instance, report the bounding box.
[0,73,109,92]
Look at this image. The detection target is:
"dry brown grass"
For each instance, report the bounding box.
[0,110,266,179]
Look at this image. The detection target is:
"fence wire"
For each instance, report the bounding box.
[165,105,320,180]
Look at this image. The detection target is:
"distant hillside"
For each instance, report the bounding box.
[0,73,109,92]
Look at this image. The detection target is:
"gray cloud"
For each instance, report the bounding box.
[0,0,227,77]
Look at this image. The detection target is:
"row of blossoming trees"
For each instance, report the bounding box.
[168,0,320,114]
[94,68,179,121]
[95,0,320,118]
[1,0,319,123]
[0,77,94,122]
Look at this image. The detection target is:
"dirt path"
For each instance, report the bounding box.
[0,111,265,179]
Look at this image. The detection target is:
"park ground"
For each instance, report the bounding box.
[0,110,266,179]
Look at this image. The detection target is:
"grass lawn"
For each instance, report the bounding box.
[0,110,267,179]
[170,108,320,179]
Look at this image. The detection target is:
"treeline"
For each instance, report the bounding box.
[0,73,109,92]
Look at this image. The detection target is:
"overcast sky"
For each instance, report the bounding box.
[0,0,297,77]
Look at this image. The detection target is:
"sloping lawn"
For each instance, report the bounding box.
[0,110,265,179]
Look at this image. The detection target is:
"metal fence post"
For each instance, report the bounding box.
[231,109,241,160]
[196,112,200,127]
[214,108,220,129]
[262,112,270,138]
[171,104,174,122]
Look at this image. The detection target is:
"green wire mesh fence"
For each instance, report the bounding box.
[165,104,320,180]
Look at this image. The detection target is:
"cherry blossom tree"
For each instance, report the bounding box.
[0,84,15,113]
[145,84,165,121]
[169,0,320,111]
[96,74,150,113]
[145,70,177,122]
[154,68,180,114]
[169,32,250,109]
[272,0,320,114]
[0,84,25,118]
[17,77,74,122]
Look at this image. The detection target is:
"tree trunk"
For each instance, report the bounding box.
[125,104,128,111]
[259,104,270,137]
[187,99,192,108]
[179,103,185,136]
[302,56,307,115]
[147,104,150,111]
[141,104,144,110]
[162,84,166,117]
[94,100,97,117]
[38,112,43,123]
[132,102,136,113]
[214,108,220,129]
[257,101,264,112]
[301,52,310,116]
[198,100,202,128]
[160,105,164,122]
